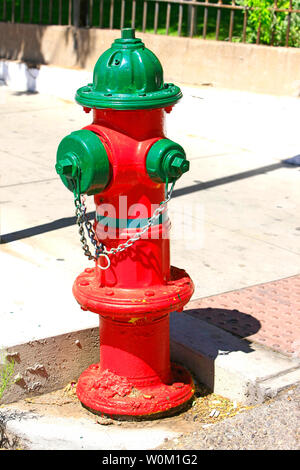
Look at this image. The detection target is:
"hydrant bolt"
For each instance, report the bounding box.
[171,156,190,175]
[55,155,78,178]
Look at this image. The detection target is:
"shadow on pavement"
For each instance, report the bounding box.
[0,212,94,244]
[1,160,298,244]
[173,161,291,198]
[171,308,261,393]
[186,307,261,340]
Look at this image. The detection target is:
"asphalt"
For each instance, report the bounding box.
[159,384,300,450]
[0,72,299,450]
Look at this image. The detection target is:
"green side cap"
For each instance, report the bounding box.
[56,130,110,195]
[146,139,190,183]
[75,28,182,110]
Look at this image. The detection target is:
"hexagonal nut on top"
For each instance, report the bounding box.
[56,129,110,196]
[146,139,190,183]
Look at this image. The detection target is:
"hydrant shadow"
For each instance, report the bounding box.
[170,307,261,395]
[186,307,261,339]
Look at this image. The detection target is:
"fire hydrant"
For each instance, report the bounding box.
[56,28,194,418]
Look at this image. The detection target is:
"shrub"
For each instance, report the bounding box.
[236,0,300,46]
[0,350,15,403]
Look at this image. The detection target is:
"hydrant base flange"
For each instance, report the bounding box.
[76,362,194,419]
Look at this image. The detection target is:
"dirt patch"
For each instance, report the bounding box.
[2,378,253,434]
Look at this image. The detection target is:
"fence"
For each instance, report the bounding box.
[0,0,299,46]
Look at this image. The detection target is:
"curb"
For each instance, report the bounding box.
[1,313,300,449]
[2,312,300,406]
[170,313,300,405]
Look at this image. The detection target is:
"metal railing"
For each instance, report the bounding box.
[0,0,299,46]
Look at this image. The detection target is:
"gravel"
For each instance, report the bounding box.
[159,385,300,450]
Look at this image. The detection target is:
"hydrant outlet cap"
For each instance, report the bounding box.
[56,130,110,195]
[75,28,182,110]
[146,139,190,183]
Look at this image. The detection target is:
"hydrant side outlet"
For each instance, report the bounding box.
[56,28,195,419]
[56,130,110,195]
[146,138,190,183]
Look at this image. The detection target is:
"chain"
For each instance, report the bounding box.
[74,195,104,261]
[104,180,175,256]
[73,177,176,269]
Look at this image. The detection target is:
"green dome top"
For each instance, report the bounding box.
[75,28,182,110]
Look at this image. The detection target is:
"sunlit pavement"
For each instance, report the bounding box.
[0,84,299,405]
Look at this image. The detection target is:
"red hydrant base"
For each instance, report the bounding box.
[76,362,194,419]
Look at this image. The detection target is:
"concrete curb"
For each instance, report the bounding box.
[2,312,300,406]
[1,312,300,449]
[170,313,300,405]
[1,312,300,450]
[1,327,99,404]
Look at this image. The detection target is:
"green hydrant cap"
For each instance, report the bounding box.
[146,139,190,183]
[75,28,182,110]
[56,129,110,195]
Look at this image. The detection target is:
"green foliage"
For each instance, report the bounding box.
[275,0,300,46]
[0,350,15,402]
[247,0,275,44]
[236,0,300,46]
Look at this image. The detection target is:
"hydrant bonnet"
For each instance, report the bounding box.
[75,28,182,110]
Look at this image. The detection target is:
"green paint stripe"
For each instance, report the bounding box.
[96,212,168,228]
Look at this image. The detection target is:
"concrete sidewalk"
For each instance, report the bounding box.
[0,80,300,449]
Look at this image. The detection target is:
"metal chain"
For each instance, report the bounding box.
[104,181,175,256]
[74,195,104,261]
[73,178,175,268]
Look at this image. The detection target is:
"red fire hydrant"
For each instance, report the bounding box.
[56,28,194,418]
